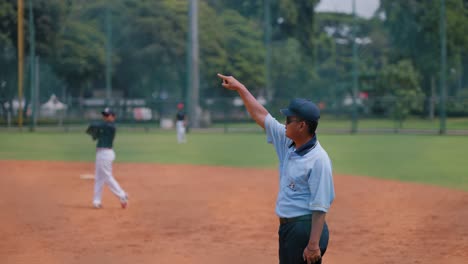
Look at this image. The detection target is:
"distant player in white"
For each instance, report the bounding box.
[176,103,187,143]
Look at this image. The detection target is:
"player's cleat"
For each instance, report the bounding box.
[120,195,128,209]
[93,203,102,209]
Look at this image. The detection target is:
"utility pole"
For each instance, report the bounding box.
[28,0,36,131]
[351,0,359,133]
[439,0,447,134]
[34,56,39,128]
[18,0,24,129]
[264,0,272,101]
[105,6,112,105]
[187,0,200,128]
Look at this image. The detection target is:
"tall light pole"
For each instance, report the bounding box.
[264,0,272,101]
[351,0,359,133]
[17,0,24,129]
[187,0,200,128]
[105,6,112,105]
[439,0,447,134]
[28,0,36,131]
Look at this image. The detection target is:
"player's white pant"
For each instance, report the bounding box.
[176,120,186,143]
[93,149,126,205]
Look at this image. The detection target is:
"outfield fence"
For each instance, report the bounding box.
[1,95,468,135]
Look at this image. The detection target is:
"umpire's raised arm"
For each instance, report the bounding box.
[217,73,269,129]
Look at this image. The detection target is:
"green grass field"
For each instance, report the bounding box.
[212,116,468,130]
[0,131,467,191]
[4,116,468,132]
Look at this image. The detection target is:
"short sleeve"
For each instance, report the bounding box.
[308,155,335,212]
[264,114,292,162]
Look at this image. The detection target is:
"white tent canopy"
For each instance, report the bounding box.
[40,94,67,117]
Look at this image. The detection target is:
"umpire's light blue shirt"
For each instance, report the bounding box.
[264,114,335,218]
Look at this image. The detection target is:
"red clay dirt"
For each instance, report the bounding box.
[0,160,467,264]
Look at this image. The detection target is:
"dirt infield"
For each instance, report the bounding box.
[1,160,467,264]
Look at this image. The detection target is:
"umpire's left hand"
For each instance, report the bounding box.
[303,247,321,264]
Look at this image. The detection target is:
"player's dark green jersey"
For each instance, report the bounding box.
[95,122,116,148]
[176,110,185,121]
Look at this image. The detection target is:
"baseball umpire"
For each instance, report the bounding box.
[86,108,128,209]
[217,73,335,264]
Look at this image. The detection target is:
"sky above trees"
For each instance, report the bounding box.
[316,0,380,18]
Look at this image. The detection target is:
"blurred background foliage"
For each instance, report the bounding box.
[0,0,467,126]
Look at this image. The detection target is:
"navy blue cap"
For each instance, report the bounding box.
[101,107,115,116]
[280,98,320,122]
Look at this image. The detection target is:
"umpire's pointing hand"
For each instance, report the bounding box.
[217,73,245,91]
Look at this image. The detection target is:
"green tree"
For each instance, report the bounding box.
[271,38,313,104]
[0,0,69,58]
[51,20,106,97]
[205,0,263,19]
[77,0,265,103]
[0,0,17,101]
[375,60,423,127]
[208,9,265,97]
[379,0,468,97]
[275,0,319,54]
[0,0,69,113]
[314,13,368,100]
[113,0,188,98]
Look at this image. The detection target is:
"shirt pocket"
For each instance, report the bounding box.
[284,162,310,192]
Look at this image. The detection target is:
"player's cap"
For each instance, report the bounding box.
[101,107,115,116]
[177,103,184,109]
[280,98,320,122]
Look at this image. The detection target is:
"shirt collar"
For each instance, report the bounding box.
[289,135,317,156]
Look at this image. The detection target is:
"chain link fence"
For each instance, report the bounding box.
[1,94,468,134]
[1,1,467,134]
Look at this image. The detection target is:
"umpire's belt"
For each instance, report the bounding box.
[279,214,312,225]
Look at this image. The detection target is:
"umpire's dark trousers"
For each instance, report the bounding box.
[278,215,329,264]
